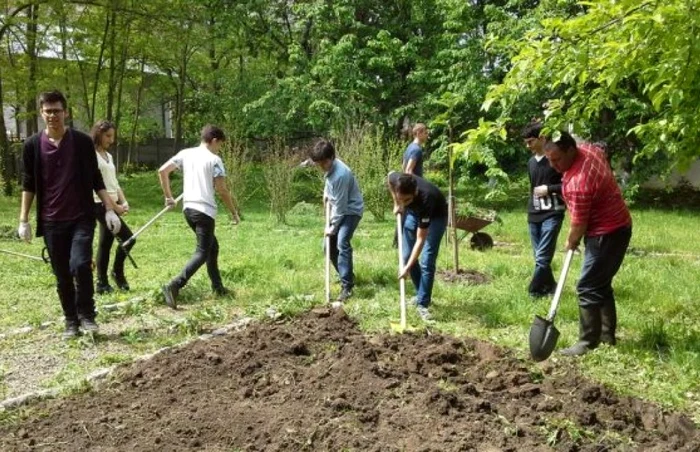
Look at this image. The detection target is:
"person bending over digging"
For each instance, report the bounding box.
[158,125,241,309]
[387,172,448,321]
[544,131,632,356]
[91,120,136,294]
[521,122,566,298]
[309,139,364,304]
[18,90,122,339]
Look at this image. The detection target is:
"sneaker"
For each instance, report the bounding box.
[336,287,353,303]
[162,283,179,309]
[63,321,80,340]
[96,280,113,295]
[416,306,433,322]
[79,318,99,334]
[111,271,130,291]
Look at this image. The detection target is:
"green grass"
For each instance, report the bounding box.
[0,172,699,424]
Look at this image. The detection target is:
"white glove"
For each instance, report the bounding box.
[105,210,122,234]
[18,221,32,242]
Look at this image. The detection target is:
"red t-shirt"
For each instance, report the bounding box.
[561,143,631,237]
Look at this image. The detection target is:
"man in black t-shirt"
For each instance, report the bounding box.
[387,172,448,321]
[521,122,566,297]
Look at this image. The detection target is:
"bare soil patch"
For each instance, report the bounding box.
[1,309,698,451]
[438,268,491,285]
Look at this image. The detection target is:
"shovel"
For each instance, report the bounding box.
[528,249,575,361]
[324,201,331,305]
[0,247,49,264]
[390,213,408,332]
[119,193,183,249]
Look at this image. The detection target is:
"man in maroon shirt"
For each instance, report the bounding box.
[545,131,632,356]
[18,90,122,339]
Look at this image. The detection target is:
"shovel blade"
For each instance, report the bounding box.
[529,315,560,362]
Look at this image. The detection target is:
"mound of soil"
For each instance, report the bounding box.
[1,309,698,451]
[439,268,491,285]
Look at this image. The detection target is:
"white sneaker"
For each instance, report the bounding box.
[416,306,432,321]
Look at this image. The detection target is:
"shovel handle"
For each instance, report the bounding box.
[396,213,406,329]
[546,249,575,321]
[121,193,183,249]
[324,201,331,304]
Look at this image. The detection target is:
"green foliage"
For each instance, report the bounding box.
[262,140,297,224]
[334,125,403,222]
[220,138,256,209]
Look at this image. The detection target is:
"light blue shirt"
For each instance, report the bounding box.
[324,159,363,232]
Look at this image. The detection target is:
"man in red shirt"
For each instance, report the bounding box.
[544,131,632,356]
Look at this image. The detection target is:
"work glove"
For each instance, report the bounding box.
[105,209,122,234]
[18,221,32,243]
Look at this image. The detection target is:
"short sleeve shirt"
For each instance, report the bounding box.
[167,144,226,219]
[402,143,424,177]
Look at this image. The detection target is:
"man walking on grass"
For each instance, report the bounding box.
[309,139,364,304]
[388,172,448,321]
[158,125,241,308]
[544,131,632,356]
[18,90,122,339]
[521,122,566,298]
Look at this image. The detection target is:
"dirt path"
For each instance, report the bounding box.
[1,309,697,451]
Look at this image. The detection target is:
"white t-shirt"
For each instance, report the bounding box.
[94,151,120,203]
[167,144,226,219]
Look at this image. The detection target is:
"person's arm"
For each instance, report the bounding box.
[96,189,121,213]
[565,223,587,251]
[564,186,591,250]
[400,226,428,279]
[214,176,241,224]
[404,158,417,175]
[19,191,34,224]
[116,187,129,213]
[18,140,36,242]
[158,161,178,207]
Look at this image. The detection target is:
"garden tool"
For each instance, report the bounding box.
[0,247,49,264]
[119,193,183,250]
[528,249,575,361]
[390,213,408,332]
[325,201,331,304]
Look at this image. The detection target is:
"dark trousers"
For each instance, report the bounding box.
[172,208,222,289]
[94,203,134,281]
[577,225,632,308]
[328,214,361,290]
[43,217,96,322]
[528,214,564,296]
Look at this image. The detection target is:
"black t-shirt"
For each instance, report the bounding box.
[527,155,565,223]
[390,172,448,228]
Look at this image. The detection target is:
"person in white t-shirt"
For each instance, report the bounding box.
[157,125,241,308]
[91,120,135,294]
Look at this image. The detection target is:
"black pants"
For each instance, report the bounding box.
[577,225,632,307]
[172,208,222,289]
[43,217,96,322]
[95,203,134,281]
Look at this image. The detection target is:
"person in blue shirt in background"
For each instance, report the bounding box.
[402,123,428,177]
[309,139,364,304]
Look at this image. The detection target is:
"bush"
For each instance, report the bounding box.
[220,138,255,209]
[334,125,402,222]
[262,139,296,224]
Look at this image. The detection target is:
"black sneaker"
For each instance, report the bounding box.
[63,321,80,340]
[213,285,230,297]
[96,280,113,295]
[80,318,100,334]
[111,271,130,291]
[162,283,179,309]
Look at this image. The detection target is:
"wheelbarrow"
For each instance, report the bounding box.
[449,215,495,251]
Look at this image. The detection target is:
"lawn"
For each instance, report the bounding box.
[0,171,698,424]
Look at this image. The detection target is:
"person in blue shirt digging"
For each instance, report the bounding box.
[308,139,364,304]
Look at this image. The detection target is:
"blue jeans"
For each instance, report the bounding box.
[172,208,222,290]
[578,226,632,308]
[43,218,96,322]
[329,215,361,290]
[402,213,447,308]
[528,215,564,296]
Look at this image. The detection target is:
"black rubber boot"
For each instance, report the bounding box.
[561,305,602,356]
[600,300,617,345]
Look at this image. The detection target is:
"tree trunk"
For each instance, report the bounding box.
[106,1,119,120]
[127,59,147,175]
[448,125,459,272]
[0,70,13,196]
[24,3,39,136]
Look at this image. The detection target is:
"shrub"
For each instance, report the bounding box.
[220,137,255,209]
[262,138,296,224]
[334,125,402,221]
